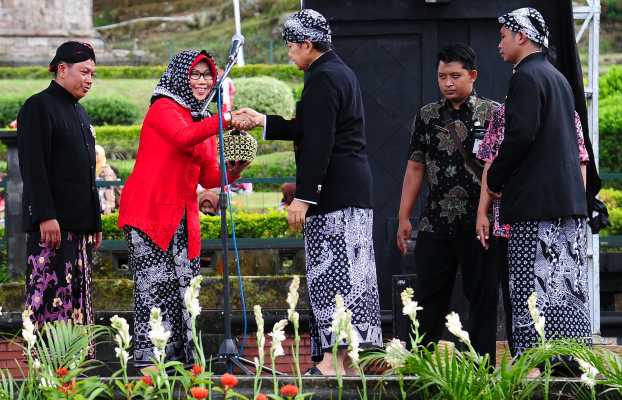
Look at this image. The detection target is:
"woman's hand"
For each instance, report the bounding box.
[287,199,309,232]
[475,211,490,250]
[226,160,251,176]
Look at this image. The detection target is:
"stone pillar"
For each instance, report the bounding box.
[0,131,26,280]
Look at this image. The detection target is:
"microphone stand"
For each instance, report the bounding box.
[204,45,282,376]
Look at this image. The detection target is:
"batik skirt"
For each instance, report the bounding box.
[25,232,94,327]
[304,207,383,360]
[508,217,592,354]
[125,217,200,367]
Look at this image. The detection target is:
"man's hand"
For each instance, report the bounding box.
[475,212,490,250]
[226,160,251,176]
[396,218,413,255]
[287,199,309,232]
[40,219,61,249]
[94,231,102,250]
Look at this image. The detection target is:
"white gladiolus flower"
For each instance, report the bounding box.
[254,305,265,365]
[527,292,546,339]
[149,307,171,359]
[110,315,131,349]
[33,359,41,370]
[445,312,471,345]
[577,358,598,388]
[269,319,288,358]
[347,324,361,364]
[385,338,409,369]
[286,275,300,322]
[115,348,130,364]
[401,288,423,325]
[21,309,37,349]
[184,276,203,319]
[330,294,349,342]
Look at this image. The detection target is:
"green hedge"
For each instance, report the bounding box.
[0,64,303,82]
[95,125,141,159]
[0,95,141,127]
[84,97,142,125]
[600,94,622,172]
[102,211,295,240]
[600,66,622,100]
[234,76,295,118]
[0,95,23,127]
[108,151,295,185]
[601,188,622,236]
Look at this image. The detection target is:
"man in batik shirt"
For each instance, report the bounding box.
[397,43,499,360]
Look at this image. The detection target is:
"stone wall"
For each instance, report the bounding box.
[0,0,105,65]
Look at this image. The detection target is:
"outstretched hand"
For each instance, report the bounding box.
[231,108,265,131]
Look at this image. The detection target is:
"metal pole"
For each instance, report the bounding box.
[589,0,601,336]
[232,0,245,66]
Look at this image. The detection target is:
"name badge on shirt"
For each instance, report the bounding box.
[472,120,485,155]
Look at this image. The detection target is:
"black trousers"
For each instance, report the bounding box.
[413,231,498,361]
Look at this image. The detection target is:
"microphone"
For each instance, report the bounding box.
[228,34,245,59]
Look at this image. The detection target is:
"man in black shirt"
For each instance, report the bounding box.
[397,44,499,360]
[18,41,101,330]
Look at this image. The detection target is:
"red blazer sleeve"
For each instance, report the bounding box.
[146,98,229,149]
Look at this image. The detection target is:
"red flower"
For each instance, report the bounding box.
[192,364,203,376]
[280,384,299,398]
[58,379,76,394]
[190,386,209,399]
[56,367,69,378]
[256,394,268,400]
[220,373,238,389]
[141,375,154,386]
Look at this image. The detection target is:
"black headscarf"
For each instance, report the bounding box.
[152,49,217,119]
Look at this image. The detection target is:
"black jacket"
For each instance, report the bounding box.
[265,51,373,216]
[487,52,587,223]
[17,81,102,233]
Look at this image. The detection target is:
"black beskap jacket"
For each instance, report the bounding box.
[17,80,102,232]
[487,52,587,224]
[265,51,373,216]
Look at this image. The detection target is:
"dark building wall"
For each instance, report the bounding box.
[302,0,584,310]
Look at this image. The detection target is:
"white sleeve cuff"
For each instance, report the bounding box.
[294,197,317,205]
[261,115,267,140]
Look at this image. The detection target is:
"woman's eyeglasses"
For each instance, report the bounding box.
[190,71,212,81]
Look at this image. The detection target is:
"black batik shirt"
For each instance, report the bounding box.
[408,94,499,237]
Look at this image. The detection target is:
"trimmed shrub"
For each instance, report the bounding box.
[0,95,141,127]
[82,97,141,125]
[0,64,303,82]
[231,77,295,118]
[102,211,295,240]
[601,188,622,236]
[600,66,622,100]
[0,95,25,127]
[95,125,141,159]
[599,94,622,172]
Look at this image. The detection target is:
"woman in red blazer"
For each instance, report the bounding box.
[118,50,248,367]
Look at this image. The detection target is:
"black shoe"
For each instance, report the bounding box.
[304,366,324,376]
